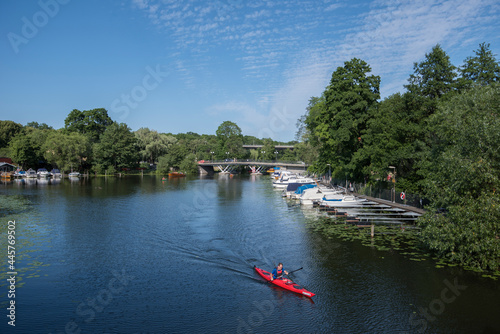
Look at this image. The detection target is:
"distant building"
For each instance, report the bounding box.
[0,157,13,164]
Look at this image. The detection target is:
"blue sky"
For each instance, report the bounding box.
[1,0,499,142]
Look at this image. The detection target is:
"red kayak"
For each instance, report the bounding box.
[254,266,315,298]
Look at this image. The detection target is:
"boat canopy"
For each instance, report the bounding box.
[294,184,317,195]
[286,182,315,193]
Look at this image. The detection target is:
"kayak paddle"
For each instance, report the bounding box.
[287,267,303,275]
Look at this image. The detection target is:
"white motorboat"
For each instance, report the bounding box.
[320,193,367,207]
[272,171,296,188]
[285,183,319,199]
[276,176,316,190]
[50,168,62,178]
[68,171,80,178]
[37,168,50,178]
[299,187,342,205]
[26,168,37,178]
[14,170,26,178]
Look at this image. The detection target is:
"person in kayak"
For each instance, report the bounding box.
[270,263,288,281]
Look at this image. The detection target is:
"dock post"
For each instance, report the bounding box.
[371,224,375,238]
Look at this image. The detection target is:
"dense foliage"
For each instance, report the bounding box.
[1,117,304,175]
[297,43,500,271]
[418,85,500,271]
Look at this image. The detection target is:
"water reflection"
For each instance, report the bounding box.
[0,176,499,334]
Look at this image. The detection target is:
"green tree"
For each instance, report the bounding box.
[156,156,171,174]
[191,134,218,161]
[293,141,318,165]
[157,142,189,172]
[405,44,457,101]
[135,128,176,163]
[9,127,53,168]
[295,96,322,167]
[179,153,198,174]
[249,149,259,160]
[281,149,297,162]
[92,123,138,172]
[26,122,53,130]
[260,138,275,160]
[296,96,325,144]
[243,135,263,145]
[215,121,244,159]
[65,108,113,143]
[310,58,380,179]
[418,84,500,271]
[0,120,23,148]
[353,92,428,192]
[459,42,500,89]
[42,131,90,172]
[8,134,37,168]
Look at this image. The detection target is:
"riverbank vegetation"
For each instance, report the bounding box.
[0,116,308,176]
[297,43,500,271]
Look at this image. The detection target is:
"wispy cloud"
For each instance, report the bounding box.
[132,0,500,140]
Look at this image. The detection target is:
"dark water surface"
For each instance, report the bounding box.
[0,175,499,333]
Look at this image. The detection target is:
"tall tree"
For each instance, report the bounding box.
[42,131,90,172]
[0,120,23,148]
[297,95,325,146]
[405,44,457,100]
[215,121,244,159]
[310,58,380,179]
[260,138,275,160]
[459,42,500,89]
[65,108,113,143]
[158,142,189,171]
[92,123,138,172]
[8,134,37,168]
[353,92,428,192]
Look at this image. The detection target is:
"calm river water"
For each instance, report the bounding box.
[0,175,499,334]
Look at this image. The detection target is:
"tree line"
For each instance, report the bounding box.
[296,43,499,271]
[0,114,307,176]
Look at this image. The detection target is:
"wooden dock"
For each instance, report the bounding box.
[353,194,425,215]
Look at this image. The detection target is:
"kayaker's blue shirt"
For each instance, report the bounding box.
[271,267,284,279]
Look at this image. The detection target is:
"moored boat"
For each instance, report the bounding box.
[50,168,62,178]
[1,171,13,179]
[26,168,37,178]
[284,182,317,199]
[320,193,367,208]
[168,172,186,177]
[37,168,50,178]
[299,186,341,206]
